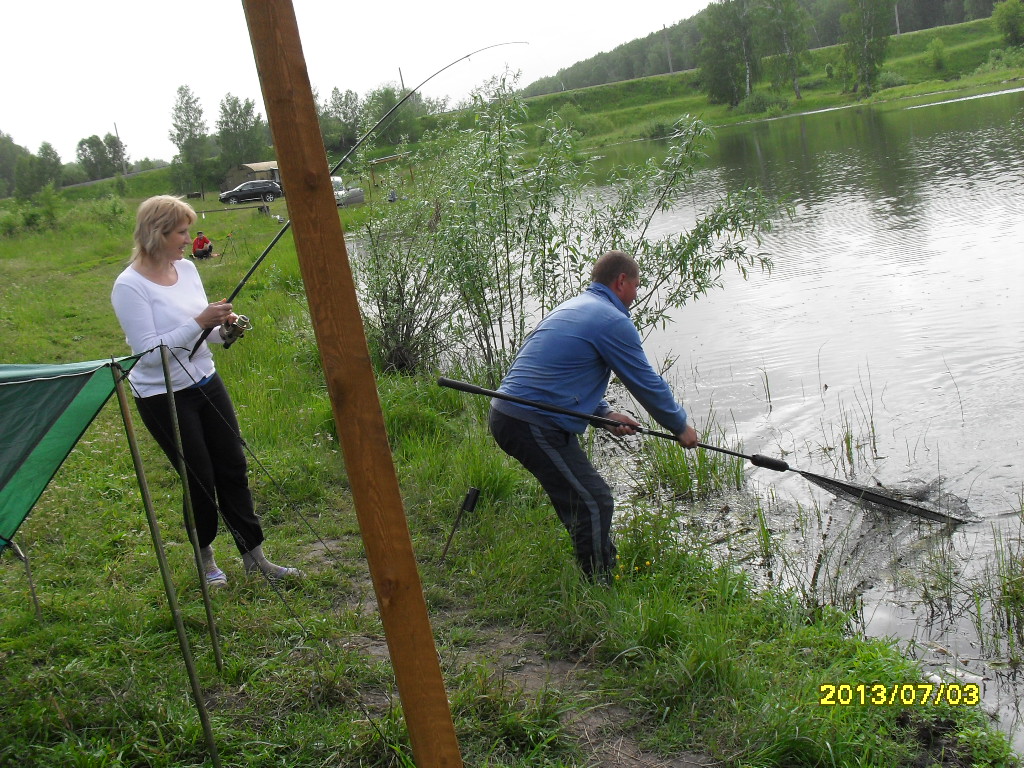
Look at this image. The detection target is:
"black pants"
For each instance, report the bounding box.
[135,373,264,554]
[489,408,616,578]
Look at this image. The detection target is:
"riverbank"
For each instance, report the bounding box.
[513,17,1024,152]
[1,192,1018,765]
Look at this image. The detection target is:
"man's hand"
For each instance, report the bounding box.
[677,424,698,448]
[603,411,641,436]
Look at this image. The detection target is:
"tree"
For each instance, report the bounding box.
[356,75,777,379]
[318,87,361,155]
[216,93,268,169]
[761,0,812,99]
[13,155,43,198]
[61,162,88,186]
[169,85,209,191]
[964,0,996,20]
[841,0,894,94]
[103,133,129,176]
[993,0,1024,46]
[803,0,850,46]
[0,132,30,198]
[36,142,62,188]
[699,1,751,105]
[360,85,420,146]
[15,143,63,197]
[76,134,116,180]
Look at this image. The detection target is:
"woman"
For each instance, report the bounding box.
[111,195,298,586]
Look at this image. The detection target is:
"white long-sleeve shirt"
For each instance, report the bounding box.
[111,259,224,397]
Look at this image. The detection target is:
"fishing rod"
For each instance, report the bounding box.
[189,41,526,360]
[437,377,967,526]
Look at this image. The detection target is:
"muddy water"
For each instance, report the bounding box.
[598,89,1024,748]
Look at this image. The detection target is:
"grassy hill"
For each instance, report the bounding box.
[520,17,1022,147]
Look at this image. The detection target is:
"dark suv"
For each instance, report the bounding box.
[219,180,283,204]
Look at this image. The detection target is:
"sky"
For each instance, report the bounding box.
[4,0,715,165]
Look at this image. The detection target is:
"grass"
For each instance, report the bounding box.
[519,17,1024,150]
[2,121,1022,767]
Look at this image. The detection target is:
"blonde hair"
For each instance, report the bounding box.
[132,195,197,262]
[590,250,639,286]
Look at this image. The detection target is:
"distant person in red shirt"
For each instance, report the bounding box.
[191,231,213,259]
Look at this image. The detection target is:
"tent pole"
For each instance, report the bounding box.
[112,364,222,768]
[159,346,224,672]
[242,2,463,764]
[8,541,42,622]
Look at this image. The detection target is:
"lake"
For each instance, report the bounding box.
[599,88,1024,748]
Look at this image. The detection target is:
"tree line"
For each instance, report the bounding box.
[5,0,1023,199]
[0,80,446,200]
[521,0,1003,97]
[153,82,446,195]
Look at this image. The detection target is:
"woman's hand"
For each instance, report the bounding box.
[195,299,234,329]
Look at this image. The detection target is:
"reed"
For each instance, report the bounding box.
[634,410,745,502]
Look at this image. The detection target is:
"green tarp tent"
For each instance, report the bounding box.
[0,357,137,552]
[1,353,224,763]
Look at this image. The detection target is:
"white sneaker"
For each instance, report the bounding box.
[205,567,228,588]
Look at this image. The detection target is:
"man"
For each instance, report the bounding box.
[489,250,698,581]
[191,231,213,259]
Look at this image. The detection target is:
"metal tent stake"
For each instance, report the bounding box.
[440,487,481,564]
[8,540,42,621]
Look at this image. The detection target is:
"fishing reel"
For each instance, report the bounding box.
[221,315,252,349]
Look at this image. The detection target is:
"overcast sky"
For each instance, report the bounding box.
[5,0,714,164]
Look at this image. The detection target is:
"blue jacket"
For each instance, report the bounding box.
[493,282,689,435]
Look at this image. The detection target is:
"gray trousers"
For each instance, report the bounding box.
[489,408,616,579]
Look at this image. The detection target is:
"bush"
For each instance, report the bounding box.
[927,37,948,71]
[994,0,1024,47]
[876,71,909,90]
[641,119,676,139]
[0,210,18,238]
[738,91,788,115]
[974,45,1024,73]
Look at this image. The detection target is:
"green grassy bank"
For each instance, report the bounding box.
[0,188,1017,766]
[517,17,1024,148]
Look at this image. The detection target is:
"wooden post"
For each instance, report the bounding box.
[240,3,463,766]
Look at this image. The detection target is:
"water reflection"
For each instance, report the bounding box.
[597,89,1024,748]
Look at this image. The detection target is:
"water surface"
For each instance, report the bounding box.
[601,89,1024,747]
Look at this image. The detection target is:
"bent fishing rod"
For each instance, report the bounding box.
[437,377,967,526]
[189,41,526,360]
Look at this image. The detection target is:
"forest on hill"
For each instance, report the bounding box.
[3,0,1021,201]
[521,0,1000,95]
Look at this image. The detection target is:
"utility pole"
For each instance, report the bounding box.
[663,25,674,74]
[113,122,129,176]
